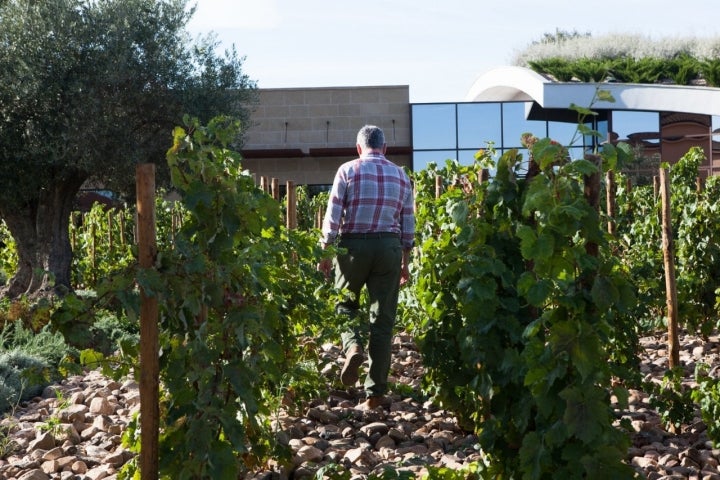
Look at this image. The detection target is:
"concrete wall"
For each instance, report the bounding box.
[241,85,411,185]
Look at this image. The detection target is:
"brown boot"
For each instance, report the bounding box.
[340,346,363,386]
[356,395,390,411]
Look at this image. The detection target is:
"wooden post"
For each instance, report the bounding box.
[653,175,659,199]
[286,180,297,229]
[107,210,114,254]
[119,213,126,247]
[316,206,323,229]
[659,166,680,368]
[606,170,616,236]
[136,163,159,480]
[435,175,442,199]
[90,221,96,284]
[271,178,280,201]
[70,212,77,251]
[260,176,269,194]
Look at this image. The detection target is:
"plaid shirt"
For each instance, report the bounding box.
[321,153,415,249]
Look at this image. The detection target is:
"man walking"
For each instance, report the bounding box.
[317,125,415,410]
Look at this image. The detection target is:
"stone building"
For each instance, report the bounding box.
[240,67,720,188]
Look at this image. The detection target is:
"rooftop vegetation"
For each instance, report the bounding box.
[512,34,720,86]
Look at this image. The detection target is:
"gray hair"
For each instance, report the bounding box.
[357,125,385,149]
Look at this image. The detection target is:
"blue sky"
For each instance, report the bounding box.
[187,0,720,103]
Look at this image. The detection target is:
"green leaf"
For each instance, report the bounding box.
[596,89,615,102]
[519,431,550,479]
[206,442,239,479]
[568,158,599,176]
[449,199,469,225]
[560,386,607,444]
[79,349,104,368]
[526,279,551,306]
[591,275,619,311]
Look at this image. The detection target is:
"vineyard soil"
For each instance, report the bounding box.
[0,332,719,479]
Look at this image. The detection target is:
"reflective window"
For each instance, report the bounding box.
[567,146,586,161]
[502,103,547,147]
[548,121,582,146]
[413,150,457,172]
[412,104,457,149]
[458,103,501,149]
[410,102,664,172]
[597,119,609,143]
[458,149,491,166]
[611,111,659,144]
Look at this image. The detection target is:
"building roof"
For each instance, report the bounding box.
[465,66,720,117]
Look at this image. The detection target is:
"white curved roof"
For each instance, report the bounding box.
[465,66,720,116]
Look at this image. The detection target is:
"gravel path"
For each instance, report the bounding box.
[1,332,719,479]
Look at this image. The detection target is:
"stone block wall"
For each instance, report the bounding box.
[241,85,411,186]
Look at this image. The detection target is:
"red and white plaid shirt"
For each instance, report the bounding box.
[321,153,415,249]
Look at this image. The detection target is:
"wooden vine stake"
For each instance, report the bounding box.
[659,166,680,368]
[271,178,280,201]
[286,180,297,229]
[136,163,159,479]
[605,170,616,236]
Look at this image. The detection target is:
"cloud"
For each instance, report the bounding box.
[189,0,280,30]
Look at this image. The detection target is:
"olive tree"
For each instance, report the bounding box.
[0,0,256,297]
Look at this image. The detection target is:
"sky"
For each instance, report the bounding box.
[186,0,720,104]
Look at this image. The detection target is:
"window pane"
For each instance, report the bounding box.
[548,121,581,146]
[412,104,456,149]
[611,111,659,144]
[458,149,479,166]
[503,102,547,147]
[567,146,586,161]
[597,119,609,143]
[413,150,457,171]
[458,103,501,149]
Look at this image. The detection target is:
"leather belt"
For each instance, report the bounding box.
[340,232,400,239]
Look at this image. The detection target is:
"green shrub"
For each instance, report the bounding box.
[692,363,720,446]
[0,351,51,412]
[0,321,72,367]
[87,310,139,356]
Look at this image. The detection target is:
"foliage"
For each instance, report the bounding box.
[526,55,709,85]
[292,185,328,231]
[692,363,720,446]
[0,414,21,459]
[85,310,140,356]
[532,29,591,46]
[70,204,135,290]
[0,320,72,369]
[613,148,720,335]
[646,367,695,430]
[515,34,720,86]
[0,221,16,286]
[0,350,52,412]
[410,121,638,478]
[0,0,256,296]
[56,116,337,478]
[0,318,72,414]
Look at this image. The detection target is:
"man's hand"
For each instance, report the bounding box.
[317,257,333,281]
[400,262,410,286]
[399,248,411,286]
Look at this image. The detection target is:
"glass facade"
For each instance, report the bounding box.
[410,101,636,172]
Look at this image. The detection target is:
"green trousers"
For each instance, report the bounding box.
[334,235,403,397]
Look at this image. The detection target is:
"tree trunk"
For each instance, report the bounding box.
[1,175,85,299]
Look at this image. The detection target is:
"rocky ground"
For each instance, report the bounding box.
[0,332,719,479]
